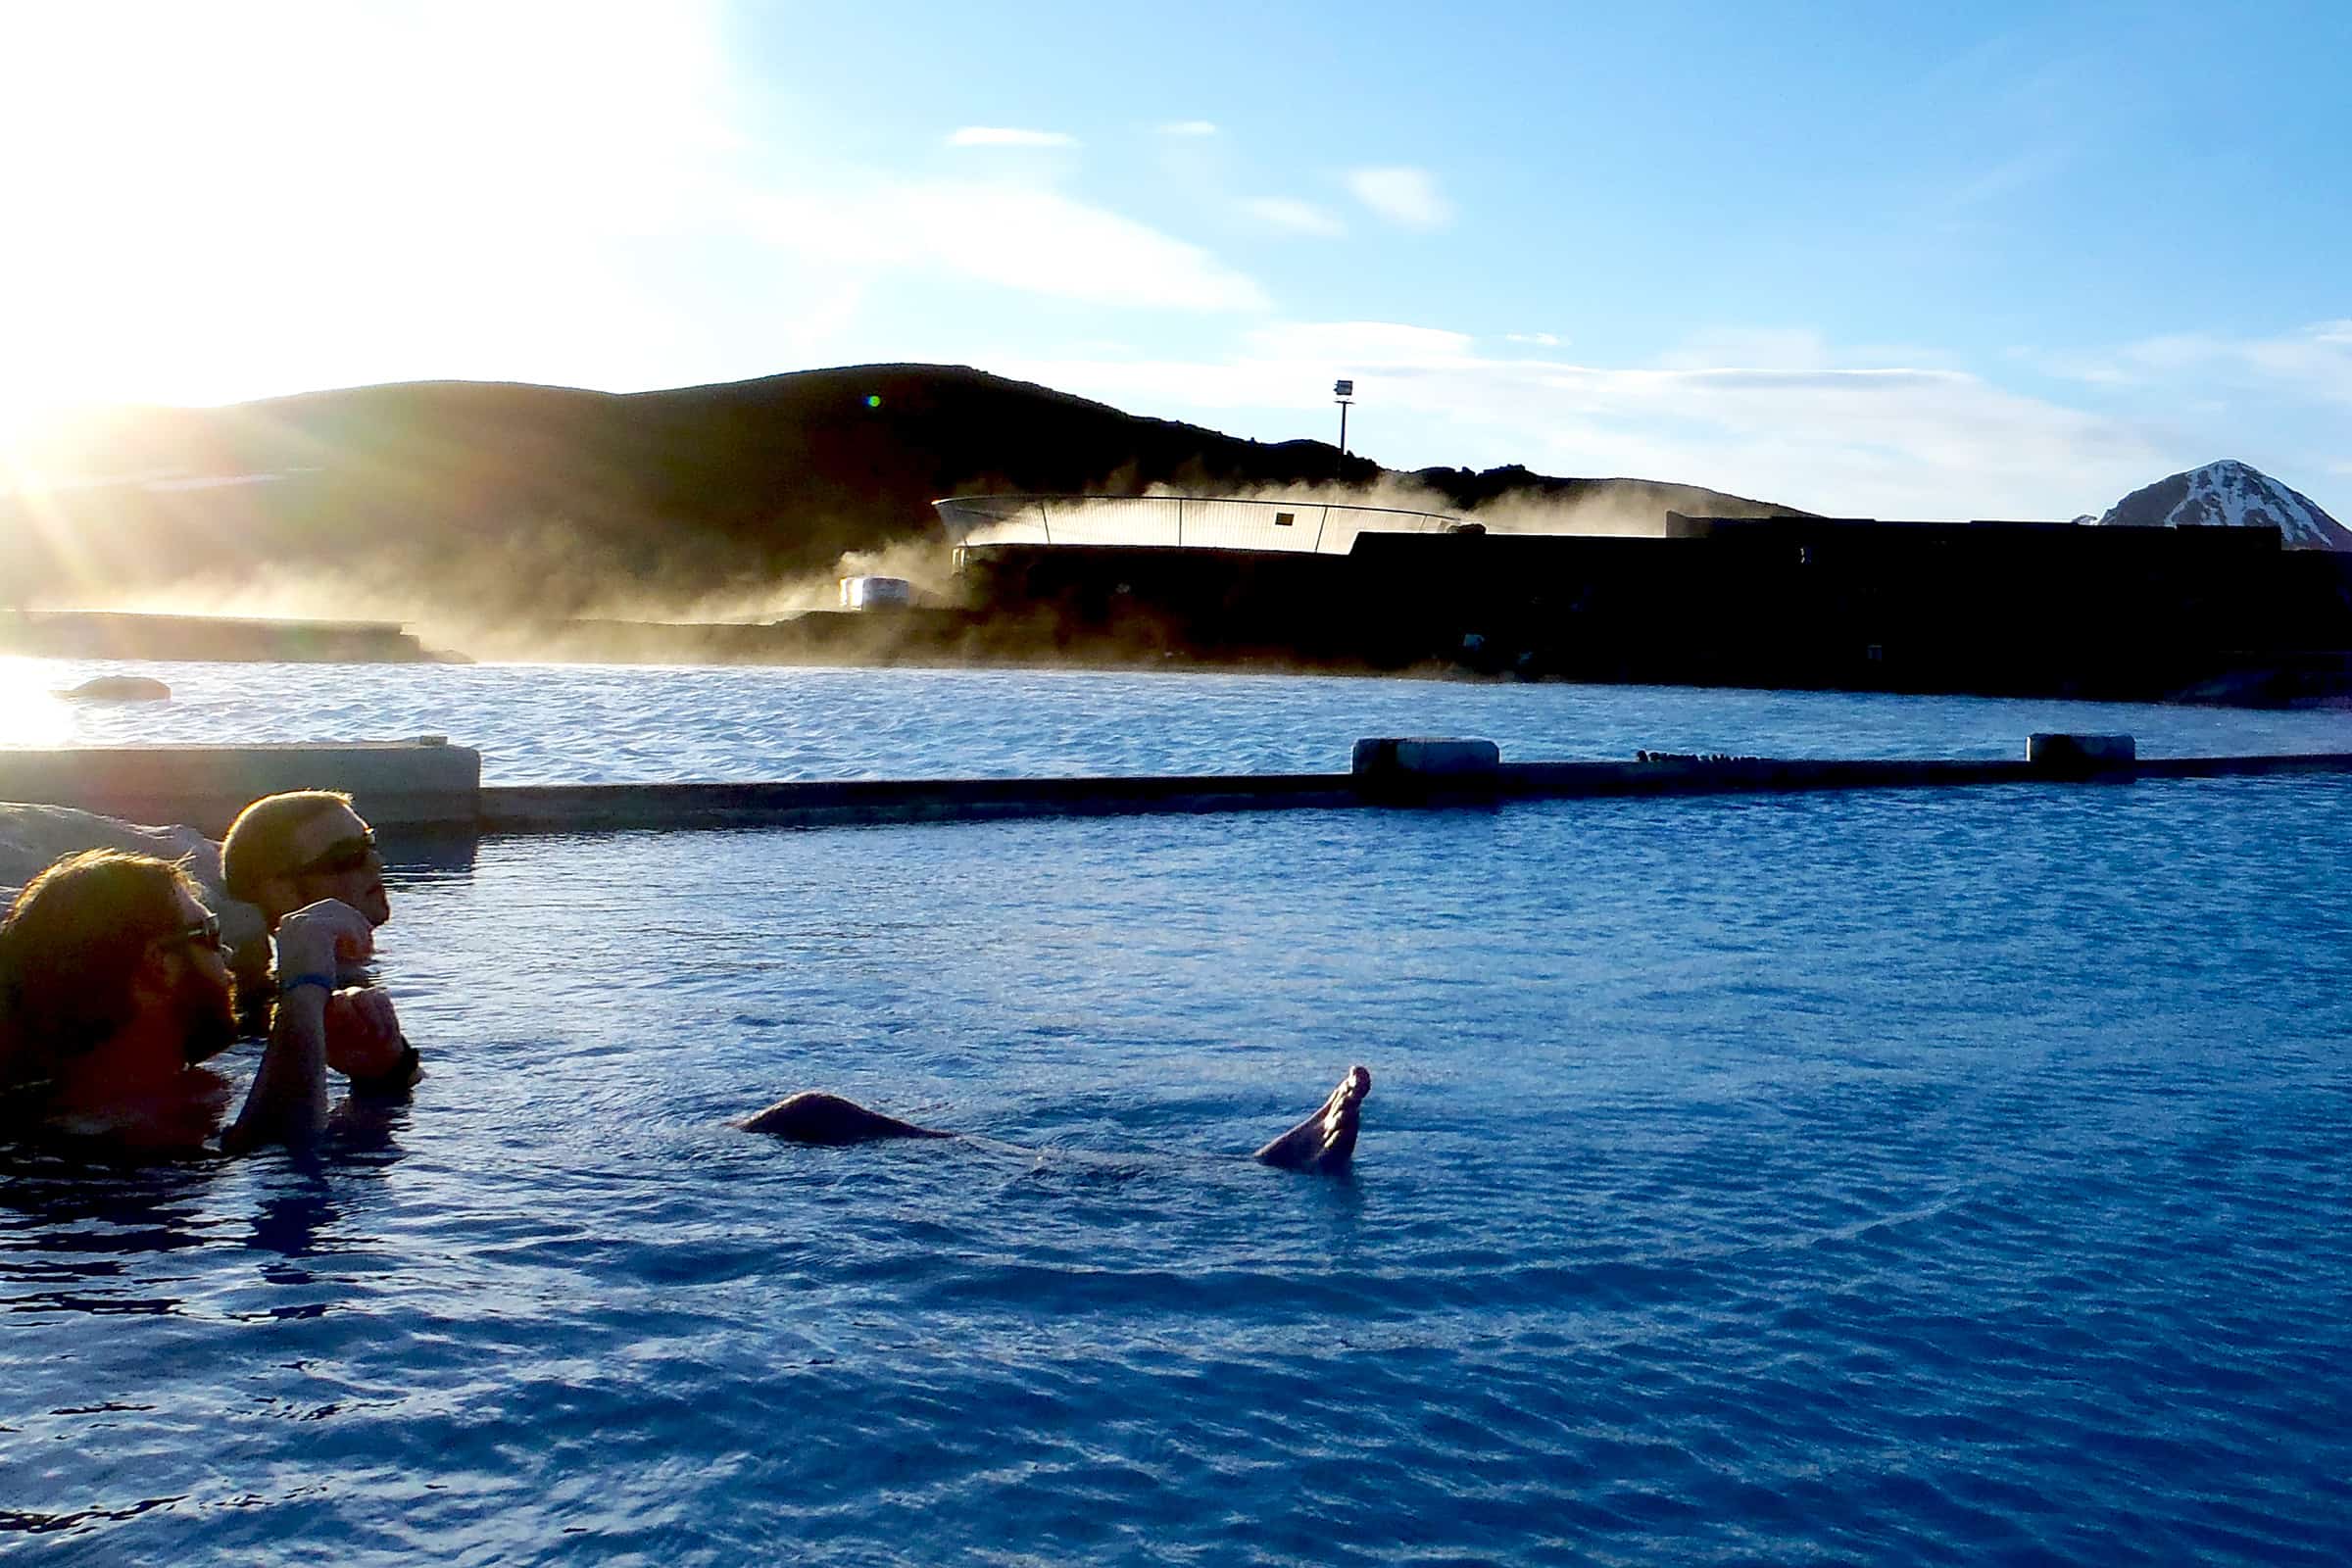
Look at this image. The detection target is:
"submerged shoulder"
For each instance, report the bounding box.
[29,1069,236,1158]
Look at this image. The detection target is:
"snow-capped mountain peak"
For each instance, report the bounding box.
[2090,460,2350,550]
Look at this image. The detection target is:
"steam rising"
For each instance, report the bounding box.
[1,365,1753,668]
[21,528,965,664]
[1138,475,1689,541]
[10,470,1694,665]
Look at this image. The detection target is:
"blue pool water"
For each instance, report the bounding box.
[5,655,2351,779]
[3,662,2350,1564]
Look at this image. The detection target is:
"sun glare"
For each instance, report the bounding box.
[0,3,737,417]
[0,659,73,749]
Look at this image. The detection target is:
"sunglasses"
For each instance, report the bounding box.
[291,831,378,879]
[160,911,227,955]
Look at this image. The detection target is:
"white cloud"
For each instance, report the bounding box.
[995,324,2171,518]
[1657,328,1834,371]
[2040,320,2352,406]
[1505,332,1562,348]
[1159,120,1219,137]
[1345,167,1453,229]
[752,179,1267,313]
[2027,352,2137,386]
[1251,321,1480,366]
[946,126,1079,148]
[1244,197,1345,236]
[2230,319,2352,406]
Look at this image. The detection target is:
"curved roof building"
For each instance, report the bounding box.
[934,493,1465,557]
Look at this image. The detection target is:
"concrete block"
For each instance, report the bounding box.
[1351,737,1503,779]
[2027,733,2136,770]
[0,739,482,835]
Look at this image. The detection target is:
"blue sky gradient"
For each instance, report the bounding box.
[2,0,2344,519]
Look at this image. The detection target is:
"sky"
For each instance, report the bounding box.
[0,0,2345,521]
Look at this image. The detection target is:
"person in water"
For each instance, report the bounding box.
[221,790,419,1098]
[0,849,375,1155]
[741,1064,1374,1174]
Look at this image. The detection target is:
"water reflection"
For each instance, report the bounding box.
[0,1135,402,1319]
[0,1154,222,1316]
[247,1184,342,1264]
[377,827,479,879]
[0,1494,184,1539]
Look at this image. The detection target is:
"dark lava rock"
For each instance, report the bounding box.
[60,675,172,702]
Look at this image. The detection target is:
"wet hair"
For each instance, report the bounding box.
[220,790,355,906]
[0,851,201,1095]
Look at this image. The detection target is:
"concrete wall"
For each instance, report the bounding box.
[0,610,429,663]
[3,735,2348,845]
[0,739,481,837]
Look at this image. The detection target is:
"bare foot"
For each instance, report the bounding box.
[1251,1065,1372,1173]
[740,1091,955,1145]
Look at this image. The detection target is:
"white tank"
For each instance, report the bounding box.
[838,575,912,610]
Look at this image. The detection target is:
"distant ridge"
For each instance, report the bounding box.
[2087,459,2349,551]
[0,365,1797,616]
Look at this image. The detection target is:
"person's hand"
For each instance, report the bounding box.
[275,899,375,984]
[324,986,405,1080]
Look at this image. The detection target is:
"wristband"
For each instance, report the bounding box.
[276,972,336,998]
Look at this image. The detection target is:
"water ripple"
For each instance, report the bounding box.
[4,678,2351,1563]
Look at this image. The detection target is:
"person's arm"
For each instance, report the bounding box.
[223,900,373,1154]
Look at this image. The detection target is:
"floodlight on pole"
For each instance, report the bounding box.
[1334,378,1354,459]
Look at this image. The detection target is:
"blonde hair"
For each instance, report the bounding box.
[220,790,355,905]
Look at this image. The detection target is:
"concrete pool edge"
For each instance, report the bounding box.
[4,735,2351,839]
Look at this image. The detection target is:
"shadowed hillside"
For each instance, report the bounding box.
[0,365,1798,621]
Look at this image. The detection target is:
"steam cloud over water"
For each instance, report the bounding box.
[16,475,1684,666]
[32,531,965,664]
[2,365,1775,667]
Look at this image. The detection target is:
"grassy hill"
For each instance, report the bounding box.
[1,365,1800,620]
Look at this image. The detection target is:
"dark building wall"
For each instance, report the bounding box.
[956,517,2352,700]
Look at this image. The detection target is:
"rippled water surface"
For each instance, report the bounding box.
[4,662,2350,1565]
[5,655,2350,779]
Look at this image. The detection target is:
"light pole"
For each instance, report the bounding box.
[1334,378,1354,460]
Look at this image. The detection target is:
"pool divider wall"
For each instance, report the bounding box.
[5,735,2350,840]
[459,734,2352,832]
[479,773,1365,833]
[0,738,482,837]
